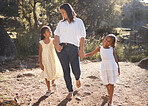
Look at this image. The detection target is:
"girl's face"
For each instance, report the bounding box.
[43,29,52,38]
[60,9,68,20]
[103,36,113,47]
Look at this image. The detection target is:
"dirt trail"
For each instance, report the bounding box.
[0,61,148,106]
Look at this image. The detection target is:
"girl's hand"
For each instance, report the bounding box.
[118,67,120,76]
[40,64,44,71]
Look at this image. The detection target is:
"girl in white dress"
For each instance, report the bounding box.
[39,26,63,96]
[84,34,120,106]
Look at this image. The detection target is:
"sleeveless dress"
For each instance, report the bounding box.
[39,38,63,80]
[100,46,118,85]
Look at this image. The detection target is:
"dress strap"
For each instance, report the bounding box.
[39,40,43,45]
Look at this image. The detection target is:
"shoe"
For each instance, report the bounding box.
[52,84,56,90]
[45,90,51,96]
[108,101,113,106]
[101,95,110,101]
[76,80,81,88]
[66,92,73,100]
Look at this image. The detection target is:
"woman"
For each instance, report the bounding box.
[54,3,86,99]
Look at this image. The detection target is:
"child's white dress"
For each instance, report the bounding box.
[39,38,63,80]
[100,46,118,85]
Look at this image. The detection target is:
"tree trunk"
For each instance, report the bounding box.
[33,0,38,29]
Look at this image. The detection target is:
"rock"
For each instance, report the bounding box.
[138,57,148,69]
[83,91,91,96]
[84,84,91,87]
[75,97,82,101]
[0,24,16,62]
[86,76,98,79]
[17,74,23,78]
[23,73,35,77]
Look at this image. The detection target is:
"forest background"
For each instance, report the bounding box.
[0,0,148,62]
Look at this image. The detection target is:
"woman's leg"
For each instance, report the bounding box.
[69,46,81,88]
[57,47,73,92]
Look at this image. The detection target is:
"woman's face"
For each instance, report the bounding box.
[60,9,68,20]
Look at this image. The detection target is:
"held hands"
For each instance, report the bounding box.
[78,50,86,58]
[56,45,63,52]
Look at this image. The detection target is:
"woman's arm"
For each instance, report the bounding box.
[113,49,120,76]
[39,43,44,70]
[79,37,85,58]
[85,46,100,57]
[54,35,63,52]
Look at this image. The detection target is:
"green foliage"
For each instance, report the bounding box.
[84,37,102,60]
[115,41,147,62]
[14,30,39,57]
[0,0,18,17]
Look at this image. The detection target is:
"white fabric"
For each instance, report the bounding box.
[54,17,86,47]
[100,46,118,85]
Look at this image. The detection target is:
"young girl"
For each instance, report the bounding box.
[39,25,63,96]
[84,34,120,106]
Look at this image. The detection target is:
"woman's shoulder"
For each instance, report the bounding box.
[75,17,83,22]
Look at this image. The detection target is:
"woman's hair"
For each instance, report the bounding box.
[40,25,51,40]
[107,34,117,48]
[60,3,76,23]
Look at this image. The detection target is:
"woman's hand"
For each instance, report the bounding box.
[40,64,44,71]
[78,50,85,58]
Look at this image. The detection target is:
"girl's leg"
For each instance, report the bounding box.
[106,84,110,96]
[45,78,50,91]
[52,79,55,85]
[109,84,114,103]
[101,84,110,101]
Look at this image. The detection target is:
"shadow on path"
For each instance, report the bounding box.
[57,90,78,106]
[32,95,48,106]
[101,99,108,106]
[57,98,70,106]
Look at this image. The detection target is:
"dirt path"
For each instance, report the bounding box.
[0,61,148,106]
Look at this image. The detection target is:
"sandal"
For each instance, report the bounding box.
[66,92,73,100]
[76,80,81,88]
[108,101,113,106]
[45,90,51,96]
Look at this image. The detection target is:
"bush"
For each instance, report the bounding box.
[14,30,39,58]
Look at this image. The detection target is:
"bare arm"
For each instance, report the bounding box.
[113,48,120,76]
[54,35,63,52]
[85,46,100,57]
[39,43,44,70]
[79,37,85,58]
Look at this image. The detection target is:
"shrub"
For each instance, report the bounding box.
[14,30,39,58]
